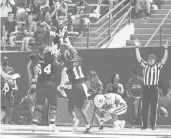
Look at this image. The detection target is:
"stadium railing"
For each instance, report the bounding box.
[144,9,171,47]
[86,0,133,48]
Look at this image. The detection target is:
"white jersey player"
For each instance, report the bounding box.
[94,93,127,130]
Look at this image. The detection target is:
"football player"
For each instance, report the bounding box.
[1,56,18,124]
[56,45,92,133]
[1,57,20,123]
[94,93,127,130]
[27,45,60,132]
[17,83,36,125]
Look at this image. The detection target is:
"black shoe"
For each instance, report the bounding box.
[8,121,15,125]
[151,127,157,130]
[141,127,147,130]
[84,125,92,133]
[99,125,103,130]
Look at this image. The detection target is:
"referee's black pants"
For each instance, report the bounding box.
[142,85,159,128]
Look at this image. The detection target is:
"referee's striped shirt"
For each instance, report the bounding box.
[140,59,163,86]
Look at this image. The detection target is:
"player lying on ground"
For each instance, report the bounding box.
[94,93,127,130]
[17,83,36,125]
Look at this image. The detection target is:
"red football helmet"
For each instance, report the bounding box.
[64,47,78,61]
[37,45,50,59]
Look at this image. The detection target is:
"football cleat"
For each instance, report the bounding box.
[99,125,103,130]
[73,119,80,132]
[49,124,59,133]
[31,123,37,132]
[120,120,126,130]
[84,125,92,133]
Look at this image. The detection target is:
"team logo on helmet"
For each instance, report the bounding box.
[64,48,78,61]
[94,94,106,109]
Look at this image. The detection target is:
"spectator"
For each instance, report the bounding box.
[2,12,18,50]
[21,13,37,51]
[34,21,51,46]
[71,0,90,35]
[0,0,13,26]
[126,70,144,127]
[105,73,124,97]
[93,0,114,16]
[135,0,153,18]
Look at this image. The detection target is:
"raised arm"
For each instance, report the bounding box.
[134,39,148,68]
[53,49,63,70]
[27,60,33,83]
[161,41,168,65]
[134,39,142,63]
[0,66,20,80]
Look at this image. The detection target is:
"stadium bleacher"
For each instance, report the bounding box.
[1,0,171,50]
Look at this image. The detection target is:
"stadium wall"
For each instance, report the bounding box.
[2,47,171,125]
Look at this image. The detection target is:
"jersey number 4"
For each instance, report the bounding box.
[36,64,52,75]
[73,66,84,79]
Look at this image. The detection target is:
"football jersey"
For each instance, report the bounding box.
[105,93,126,107]
[33,52,56,84]
[62,56,85,84]
[20,95,35,110]
[127,76,144,97]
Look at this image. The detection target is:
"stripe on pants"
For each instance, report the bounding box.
[113,104,127,115]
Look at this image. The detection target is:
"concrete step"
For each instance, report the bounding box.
[135,28,171,34]
[73,42,97,47]
[73,36,104,42]
[150,14,171,19]
[134,23,171,28]
[149,9,171,14]
[126,40,171,46]
[161,5,171,9]
[130,34,171,40]
[86,28,116,37]
[160,0,171,5]
[71,0,98,4]
[146,18,171,24]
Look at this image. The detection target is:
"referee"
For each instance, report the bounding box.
[134,40,168,130]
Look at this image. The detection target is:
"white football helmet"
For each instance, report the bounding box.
[94,94,106,109]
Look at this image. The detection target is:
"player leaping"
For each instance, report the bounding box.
[55,45,92,133]
[27,44,61,133]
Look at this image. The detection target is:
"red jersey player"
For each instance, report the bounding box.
[27,45,59,133]
[57,46,92,133]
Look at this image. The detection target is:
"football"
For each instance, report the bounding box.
[159,107,168,119]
